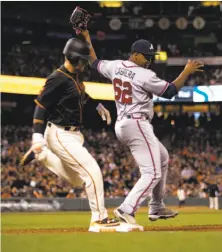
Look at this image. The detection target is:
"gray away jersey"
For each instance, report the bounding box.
[97,60,169,120]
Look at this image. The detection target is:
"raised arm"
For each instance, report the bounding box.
[81,30,97,65]
[142,59,204,99]
[172,59,204,91]
[160,59,204,99]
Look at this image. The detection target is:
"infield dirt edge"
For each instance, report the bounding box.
[2,225,222,234]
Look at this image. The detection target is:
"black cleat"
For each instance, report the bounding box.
[149,208,179,221]
[91,217,120,227]
[20,148,35,166]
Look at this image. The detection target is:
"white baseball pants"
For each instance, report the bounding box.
[209,197,219,210]
[36,122,108,222]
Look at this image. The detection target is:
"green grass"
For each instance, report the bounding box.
[2,232,222,252]
[1,208,222,252]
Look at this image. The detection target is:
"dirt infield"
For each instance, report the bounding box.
[2,225,222,234]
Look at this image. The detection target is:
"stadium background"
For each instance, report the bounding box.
[1,2,222,252]
[1,1,222,207]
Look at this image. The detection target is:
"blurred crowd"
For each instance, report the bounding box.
[2,43,222,86]
[167,66,222,87]
[1,112,222,199]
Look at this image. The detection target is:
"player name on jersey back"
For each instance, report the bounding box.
[115,67,136,80]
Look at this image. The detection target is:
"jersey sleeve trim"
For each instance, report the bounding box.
[97,60,102,73]
[172,82,178,91]
[161,83,178,99]
[34,99,45,109]
[158,82,169,96]
[33,119,44,124]
[91,59,100,72]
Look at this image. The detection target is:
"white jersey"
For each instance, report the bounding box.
[97,60,169,120]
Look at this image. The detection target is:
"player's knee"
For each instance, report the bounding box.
[142,170,161,182]
[153,164,162,179]
[155,171,162,180]
[161,159,169,171]
[161,151,169,170]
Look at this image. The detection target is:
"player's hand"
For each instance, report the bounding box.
[96,103,112,125]
[184,59,204,74]
[32,133,46,154]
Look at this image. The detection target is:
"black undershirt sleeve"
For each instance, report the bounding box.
[161,83,178,99]
[33,105,46,134]
[91,59,100,73]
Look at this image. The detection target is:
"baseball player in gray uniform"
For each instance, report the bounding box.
[82,30,204,224]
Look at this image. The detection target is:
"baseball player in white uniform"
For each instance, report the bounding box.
[82,30,204,224]
[21,38,119,231]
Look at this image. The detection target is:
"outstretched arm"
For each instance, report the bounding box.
[81,30,113,79]
[81,31,111,125]
[81,30,97,65]
[172,59,204,91]
[143,59,204,99]
[160,59,204,99]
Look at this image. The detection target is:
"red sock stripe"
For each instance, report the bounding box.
[131,120,157,213]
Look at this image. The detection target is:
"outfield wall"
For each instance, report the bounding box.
[1,197,221,212]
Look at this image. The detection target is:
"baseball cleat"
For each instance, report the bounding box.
[90,217,120,227]
[149,208,179,221]
[114,208,137,225]
[20,147,35,166]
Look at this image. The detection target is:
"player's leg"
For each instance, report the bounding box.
[149,141,168,212]
[148,141,178,220]
[114,119,161,222]
[45,123,117,226]
[209,197,214,209]
[215,197,219,210]
[36,146,84,187]
[21,143,83,187]
[179,200,185,207]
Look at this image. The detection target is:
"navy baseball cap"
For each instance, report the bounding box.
[131,39,159,57]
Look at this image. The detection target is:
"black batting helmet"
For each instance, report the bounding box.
[63,38,91,65]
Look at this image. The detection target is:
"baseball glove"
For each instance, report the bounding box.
[70,6,91,35]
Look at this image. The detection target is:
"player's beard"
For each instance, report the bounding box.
[144,56,153,69]
[144,61,150,69]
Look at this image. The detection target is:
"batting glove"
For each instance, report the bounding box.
[32,133,46,154]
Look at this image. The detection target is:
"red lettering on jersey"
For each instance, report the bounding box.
[113,78,132,104]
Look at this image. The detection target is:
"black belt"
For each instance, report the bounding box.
[48,122,80,132]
